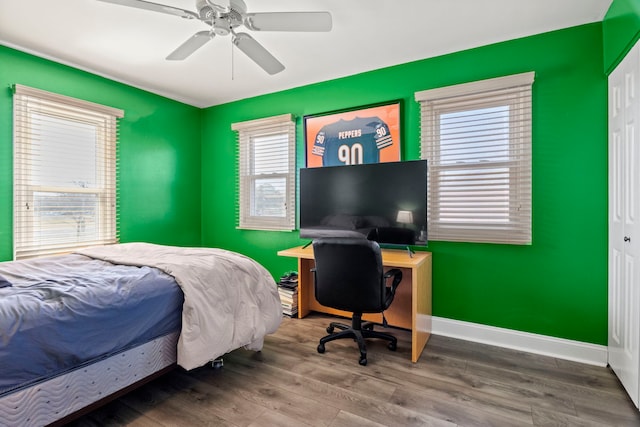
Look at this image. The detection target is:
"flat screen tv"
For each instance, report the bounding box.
[300,160,427,247]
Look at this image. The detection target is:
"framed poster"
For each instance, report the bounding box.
[304,101,401,167]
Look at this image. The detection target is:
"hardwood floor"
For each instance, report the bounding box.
[68,314,640,426]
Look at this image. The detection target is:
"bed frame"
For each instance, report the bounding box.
[0,331,179,427]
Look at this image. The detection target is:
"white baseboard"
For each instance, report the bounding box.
[431,316,608,367]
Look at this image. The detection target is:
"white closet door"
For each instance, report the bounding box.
[608,40,640,408]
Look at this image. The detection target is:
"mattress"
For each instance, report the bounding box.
[76,243,283,370]
[0,331,179,427]
[0,253,183,395]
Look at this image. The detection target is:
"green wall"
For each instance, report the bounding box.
[202,23,608,345]
[0,46,202,261]
[603,0,640,74]
[0,21,611,346]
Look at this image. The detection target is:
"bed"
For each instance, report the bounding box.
[0,242,283,426]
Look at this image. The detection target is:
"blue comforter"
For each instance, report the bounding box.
[0,254,183,395]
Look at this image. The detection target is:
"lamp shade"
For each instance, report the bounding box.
[396,210,413,224]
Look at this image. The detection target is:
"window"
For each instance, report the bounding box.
[232,114,296,231]
[13,84,122,259]
[415,72,534,244]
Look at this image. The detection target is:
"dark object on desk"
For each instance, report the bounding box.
[312,237,402,366]
[367,226,416,245]
[280,271,298,282]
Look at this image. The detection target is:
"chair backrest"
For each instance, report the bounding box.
[312,237,385,313]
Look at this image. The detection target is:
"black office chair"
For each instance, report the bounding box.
[312,237,403,366]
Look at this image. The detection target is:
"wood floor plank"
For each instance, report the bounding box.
[270,317,574,423]
[459,353,636,421]
[262,328,540,424]
[532,407,616,427]
[572,398,640,426]
[192,357,340,427]
[389,385,532,427]
[329,410,389,427]
[245,408,313,427]
[117,379,239,427]
[67,314,640,427]
[148,368,266,426]
[427,335,622,391]
[66,399,155,427]
[223,349,453,427]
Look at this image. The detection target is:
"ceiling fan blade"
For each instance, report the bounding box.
[244,12,332,32]
[97,0,198,20]
[233,33,285,75]
[166,31,214,60]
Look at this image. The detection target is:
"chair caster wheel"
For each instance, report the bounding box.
[326,326,334,334]
[388,342,397,351]
[359,356,367,366]
[317,344,325,354]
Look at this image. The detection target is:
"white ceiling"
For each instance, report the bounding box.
[0,0,612,108]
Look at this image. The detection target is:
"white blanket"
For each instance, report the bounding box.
[76,242,282,370]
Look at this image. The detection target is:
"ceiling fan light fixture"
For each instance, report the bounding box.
[204,0,233,14]
[97,0,331,75]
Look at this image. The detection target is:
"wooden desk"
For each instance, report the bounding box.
[277,245,432,363]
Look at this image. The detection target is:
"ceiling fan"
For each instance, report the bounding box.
[97,0,333,75]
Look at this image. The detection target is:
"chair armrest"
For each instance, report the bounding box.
[383,268,403,298]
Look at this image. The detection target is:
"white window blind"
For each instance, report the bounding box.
[232,113,296,231]
[415,72,534,244]
[13,84,123,259]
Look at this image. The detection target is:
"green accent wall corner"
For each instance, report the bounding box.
[603,0,640,74]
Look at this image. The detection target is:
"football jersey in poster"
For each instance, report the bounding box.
[311,116,393,166]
